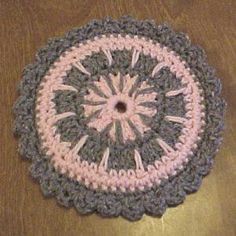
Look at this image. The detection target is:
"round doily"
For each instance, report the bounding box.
[14,16,226,221]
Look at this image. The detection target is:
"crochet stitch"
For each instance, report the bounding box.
[14,16,225,221]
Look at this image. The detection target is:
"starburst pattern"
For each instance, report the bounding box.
[83,73,157,142]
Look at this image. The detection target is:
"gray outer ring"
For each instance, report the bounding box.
[13,16,226,221]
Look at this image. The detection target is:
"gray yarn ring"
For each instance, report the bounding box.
[14,16,225,221]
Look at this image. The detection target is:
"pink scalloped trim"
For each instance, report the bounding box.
[36,35,205,192]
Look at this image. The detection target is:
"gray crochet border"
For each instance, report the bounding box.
[13,16,226,221]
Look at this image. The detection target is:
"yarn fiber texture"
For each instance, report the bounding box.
[14,16,226,221]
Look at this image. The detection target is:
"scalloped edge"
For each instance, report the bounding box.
[13,16,226,221]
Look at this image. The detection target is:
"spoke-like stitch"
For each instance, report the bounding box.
[134,86,156,99]
[127,119,142,139]
[83,88,107,102]
[100,122,113,136]
[122,74,138,95]
[51,112,76,124]
[85,108,103,123]
[83,100,107,106]
[120,119,136,142]
[165,115,187,124]
[129,113,151,137]
[53,84,78,92]
[73,61,91,75]
[166,88,186,97]
[82,101,104,116]
[135,91,157,104]
[134,149,145,171]
[111,72,121,94]
[70,135,89,156]
[88,116,112,133]
[109,122,116,141]
[156,138,175,154]
[131,49,140,68]
[135,105,156,117]
[151,62,167,77]
[103,74,117,95]
[88,82,109,99]
[128,76,141,97]
[102,49,113,66]
[119,73,124,92]
[99,147,110,170]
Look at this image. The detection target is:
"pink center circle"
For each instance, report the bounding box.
[82,73,157,140]
[106,93,135,120]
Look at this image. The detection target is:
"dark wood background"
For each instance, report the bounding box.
[0,1,235,235]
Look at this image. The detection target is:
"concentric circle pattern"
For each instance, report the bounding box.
[14,17,225,221]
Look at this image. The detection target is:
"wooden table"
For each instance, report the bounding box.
[0,1,235,235]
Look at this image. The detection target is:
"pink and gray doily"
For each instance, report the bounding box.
[14,17,225,221]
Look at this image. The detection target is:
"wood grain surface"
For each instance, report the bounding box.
[0,1,235,235]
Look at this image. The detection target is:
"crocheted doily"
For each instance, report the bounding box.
[14,17,226,221]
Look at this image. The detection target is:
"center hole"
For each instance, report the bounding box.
[115,101,127,113]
